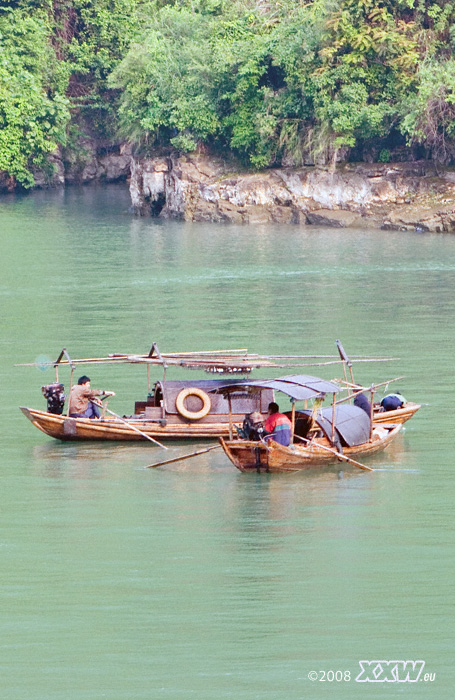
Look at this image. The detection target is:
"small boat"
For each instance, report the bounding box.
[17,342,415,443]
[220,423,402,472]
[217,376,403,472]
[370,401,421,425]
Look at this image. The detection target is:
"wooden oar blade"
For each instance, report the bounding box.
[145,444,222,469]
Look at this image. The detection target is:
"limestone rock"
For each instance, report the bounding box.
[130,157,169,215]
[64,139,132,185]
[31,148,65,188]
[382,203,455,233]
[216,200,245,224]
[13,141,455,233]
[306,209,360,228]
[131,154,455,230]
[52,148,455,231]
[0,171,16,193]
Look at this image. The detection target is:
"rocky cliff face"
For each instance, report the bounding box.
[0,141,133,194]
[129,154,455,232]
[63,141,132,186]
[5,146,455,232]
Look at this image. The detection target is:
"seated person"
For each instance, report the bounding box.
[353,391,372,416]
[264,402,292,446]
[68,375,115,419]
[380,392,406,411]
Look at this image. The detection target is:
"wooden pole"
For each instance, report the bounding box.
[290,400,296,443]
[294,435,373,472]
[15,355,399,369]
[369,385,375,441]
[163,348,249,357]
[228,394,233,440]
[335,377,405,406]
[144,444,221,469]
[66,366,74,417]
[336,339,355,392]
[309,397,321,434]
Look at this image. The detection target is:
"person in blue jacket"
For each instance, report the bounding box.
[381,393,407,411]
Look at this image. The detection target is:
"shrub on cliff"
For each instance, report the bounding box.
[110,0,455,168]
[0,7,69,188]
[0,0,143,187]
[400,58,455,164]
[109,5,221,152]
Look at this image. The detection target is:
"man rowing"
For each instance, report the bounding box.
[68,375,115,419]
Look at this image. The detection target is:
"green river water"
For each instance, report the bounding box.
[1,184,454,699]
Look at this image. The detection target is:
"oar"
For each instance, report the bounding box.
[102,406,168,450]
[294,435,373,471]
[144,444,222,468]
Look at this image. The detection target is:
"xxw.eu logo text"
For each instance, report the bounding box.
[356,660,428,683]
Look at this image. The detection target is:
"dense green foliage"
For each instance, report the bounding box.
[2,0,455,186]
[0,0,141,187]
[0,6,69,186]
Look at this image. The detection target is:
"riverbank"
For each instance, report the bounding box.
[4,147,455,232]
[130,154,455,233]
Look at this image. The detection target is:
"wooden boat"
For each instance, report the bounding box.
[217,376,403,472]
[19,377,273,441]
[371,401,420,425]
[17,342,415,442]
[220,424,402,472]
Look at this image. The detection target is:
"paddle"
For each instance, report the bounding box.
[144,444,222,468]
[294,435,373,471]
[101,405,168,450]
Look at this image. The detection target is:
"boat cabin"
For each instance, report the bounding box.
[134,380,274,424]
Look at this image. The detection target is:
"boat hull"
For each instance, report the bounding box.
[219,423,402,472]
[20,407,241,441]
[373,402,421,425]
[20,398,418,444]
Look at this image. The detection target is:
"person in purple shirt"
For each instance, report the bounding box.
[353,391,371,416]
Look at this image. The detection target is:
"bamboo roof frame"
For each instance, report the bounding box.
[16,343,399,373]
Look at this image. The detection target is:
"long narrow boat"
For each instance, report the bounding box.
[220,424,402,472]
[370,402,420,425]
[217,376,403,472]
[17,342,416,442]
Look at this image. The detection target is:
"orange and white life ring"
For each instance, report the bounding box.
[175,387,211,420]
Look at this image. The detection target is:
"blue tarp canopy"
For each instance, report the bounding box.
[216,374,340,401]
[298,404,371,447]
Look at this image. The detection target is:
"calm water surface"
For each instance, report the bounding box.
[1,185,454,699]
